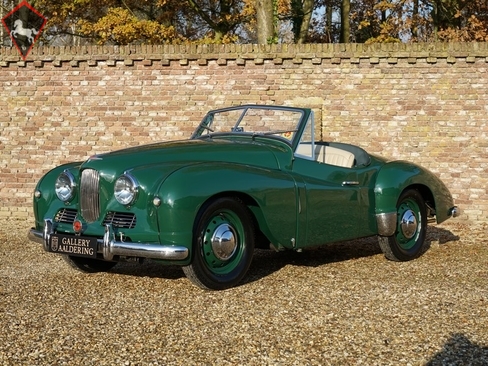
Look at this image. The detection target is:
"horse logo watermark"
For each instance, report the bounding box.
[2,1,46,60]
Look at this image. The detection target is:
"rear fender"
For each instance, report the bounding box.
[375,161,454,234]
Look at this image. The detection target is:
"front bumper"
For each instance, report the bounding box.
[28,219,188,261]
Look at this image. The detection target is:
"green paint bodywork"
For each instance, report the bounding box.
[31,106,456,265]
[373,159,454,223]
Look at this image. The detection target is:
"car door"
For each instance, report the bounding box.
[292,156,360,247]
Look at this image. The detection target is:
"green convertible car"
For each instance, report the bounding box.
[29,105,459,290]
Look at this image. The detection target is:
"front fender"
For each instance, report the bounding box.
[374,161,455,231]
[32,162,82,229]
[156,162,298,255]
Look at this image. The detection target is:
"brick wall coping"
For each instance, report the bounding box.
[2,42,488,67]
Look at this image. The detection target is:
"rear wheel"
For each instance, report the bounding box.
[64,256,117,273]
[183,197,255,290]
[378,189,427,261]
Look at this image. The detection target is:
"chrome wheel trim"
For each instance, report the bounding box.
[211,223,238,261]
[400,209,417,239]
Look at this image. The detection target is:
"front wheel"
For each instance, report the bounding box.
[64,256,117,273]
[183,197,255,290]
[378,189,427,261]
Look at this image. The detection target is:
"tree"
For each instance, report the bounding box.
[184,0,253,42]
[30,0,182,45]
[435,0,488,41]
[5,0,488,45]
[277,0,315,43]
[31,0,253,45]
[78,7,179,44]
[306,0,341,43]
[340,0,349,42]
[256,0,275,43]
[324,0,335,42]
[289,0,315,43]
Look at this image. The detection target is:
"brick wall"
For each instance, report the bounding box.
[1,43,487,223]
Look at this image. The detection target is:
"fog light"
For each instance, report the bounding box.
[73,219,83,233]
[153,197,161,207]
[34,190,42,199]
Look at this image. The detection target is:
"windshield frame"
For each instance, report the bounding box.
[190,105,312,148]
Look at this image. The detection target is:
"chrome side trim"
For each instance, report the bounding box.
[376,212,397,236]
[29,220,189,261]
[342,181,359,186]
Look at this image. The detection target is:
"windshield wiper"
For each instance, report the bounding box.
[261,129,298,136]
[199,125,214,133]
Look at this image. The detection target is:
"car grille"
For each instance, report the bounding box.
[103,212,137,229]
[52,209,136,229]
[54,208,77,224]
[80,169,100,223]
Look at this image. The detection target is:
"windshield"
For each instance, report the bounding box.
[191,105,305,144]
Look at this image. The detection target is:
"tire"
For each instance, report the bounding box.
[64,256,117,273]
[378,189,427,261]
[183,197,255,290]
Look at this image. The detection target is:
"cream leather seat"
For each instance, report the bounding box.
[296,144,355,168]
[318,146,355,168]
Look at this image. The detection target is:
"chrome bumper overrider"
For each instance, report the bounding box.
[28,219,188,261]
[450,206,461,218]
[376,212,397,237]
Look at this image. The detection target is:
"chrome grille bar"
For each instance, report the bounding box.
[80,169,100,222]
[54,208,77,224]
[103,212,137,229]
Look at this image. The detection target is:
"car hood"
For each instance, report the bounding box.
[81,138,289,173]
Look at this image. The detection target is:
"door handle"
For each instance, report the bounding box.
[342,181,359,186]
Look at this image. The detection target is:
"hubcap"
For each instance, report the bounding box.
[400,209,417,239]
[211,223,237,261]
[202,212,244,272]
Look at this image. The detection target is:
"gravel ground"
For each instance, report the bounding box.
[1,218,487,366]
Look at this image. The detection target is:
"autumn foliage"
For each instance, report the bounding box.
[17,0,488,45]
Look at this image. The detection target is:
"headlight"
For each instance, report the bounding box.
[114,174,138,206]
[55,171,76,202]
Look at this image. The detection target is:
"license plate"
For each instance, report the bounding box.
[49,234,98,258]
